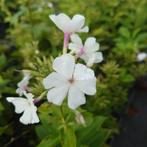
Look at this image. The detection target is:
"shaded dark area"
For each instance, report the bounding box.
[111,74,147,147]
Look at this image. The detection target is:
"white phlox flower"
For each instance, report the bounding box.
[49,13,89,34]
[49,13,89,49]
[68,34,103,66]
[43,54,96,109]
[7,92,39,125]
[16,72,31,96]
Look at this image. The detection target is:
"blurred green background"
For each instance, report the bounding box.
[0,0,147,147]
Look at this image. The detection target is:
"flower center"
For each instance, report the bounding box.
[68,77,75,84]
[77,47,85,57]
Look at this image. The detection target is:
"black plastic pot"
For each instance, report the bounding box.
[111,75,147,147]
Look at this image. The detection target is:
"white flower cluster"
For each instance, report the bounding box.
[6,13,103,125]
[44,13,103,109]
[7,72,39,125]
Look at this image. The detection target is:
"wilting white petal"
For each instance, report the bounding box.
[49,13,71,33]
[53,54,75,79]
[19,106,39,125]
[74,64,96,95]
[84,37,99,52]
[43,72,67,89]
[7,95,39,125]
[47,85,69,105]
[7,97,28,113]
[68,86,86,109]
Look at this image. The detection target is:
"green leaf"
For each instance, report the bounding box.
[77,116,108,146]
[37,136,60,147]
[119,27,130,39]
[0,54,7,68]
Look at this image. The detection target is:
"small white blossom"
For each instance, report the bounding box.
[43,54,96,109]
[137,52,147,62]
[7,92,39,125]
[68,34,103,66]
[16,72,31,96]
[49,13,89,34]
[49,13,89,50]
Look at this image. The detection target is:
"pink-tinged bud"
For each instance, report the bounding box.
[75,111,86,126]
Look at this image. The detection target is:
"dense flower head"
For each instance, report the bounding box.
[43,54,96,109]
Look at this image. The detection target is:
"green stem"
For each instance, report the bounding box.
[60,106,67,131]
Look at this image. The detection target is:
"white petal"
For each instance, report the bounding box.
[7,97,28,114]
[31,108,40,124]
[17,74,30,88]
[17,80,28,88]
[70,14,85,33]
[53,54,75,79]
[68,34,83,52]
[19,108,32,125]
[19,105,39,125]
[74,64,95,80]
[16,88,24,96]
[78,26,89,32]
[92,52,103,63]
[47,85,69,105]
[84,37,99,52]
[68,43,80,52]
[20,106,39,125]
[43,72,67,89]
[49,13,71,32]
[86,52,103,67]
[73,64,96,95]
[75,79,96,95]
[68,86,86,109]
[70,34,83,45]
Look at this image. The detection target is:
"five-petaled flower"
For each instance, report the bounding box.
[7,91,39,125]
[49,13,89,50]
[69,34,103,66]
[43,54,96,109]
[16,72,31,96]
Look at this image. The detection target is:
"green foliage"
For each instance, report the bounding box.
[0,0,147,146]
